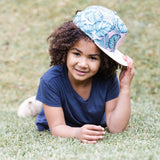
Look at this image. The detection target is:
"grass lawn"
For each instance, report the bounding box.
[0,0,160,159]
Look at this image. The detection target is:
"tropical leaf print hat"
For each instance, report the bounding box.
[73,6,128,66]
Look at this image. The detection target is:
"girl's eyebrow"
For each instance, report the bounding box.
[89,54,100,57]
[71,48,82,53]
[71,48,100,56]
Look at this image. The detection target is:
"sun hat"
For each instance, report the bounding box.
[73,5,128,66]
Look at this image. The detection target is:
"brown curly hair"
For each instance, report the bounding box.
[47,21,121,79]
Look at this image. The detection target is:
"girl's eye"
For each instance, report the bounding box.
[89,56,97,60]
[73,52,80,56]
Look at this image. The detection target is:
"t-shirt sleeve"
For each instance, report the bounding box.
[105,75,120,102]
[36,77,62,107]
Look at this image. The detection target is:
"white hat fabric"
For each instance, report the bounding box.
[73,6,128,66]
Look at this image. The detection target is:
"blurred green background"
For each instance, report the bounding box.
[0,0,159,107]
[1,0,160,106]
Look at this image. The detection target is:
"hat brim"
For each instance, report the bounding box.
[96,43,128,66]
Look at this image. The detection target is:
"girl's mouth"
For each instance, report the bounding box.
[75,68,88,75]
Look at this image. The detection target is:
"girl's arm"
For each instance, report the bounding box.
[44,104,105,143]
[105,56,135,133]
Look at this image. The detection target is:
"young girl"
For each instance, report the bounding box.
[20,6,134,144]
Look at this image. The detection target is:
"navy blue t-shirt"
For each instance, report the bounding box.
[36,65,120,131]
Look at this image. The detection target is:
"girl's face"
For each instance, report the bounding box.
[67,39,101,84]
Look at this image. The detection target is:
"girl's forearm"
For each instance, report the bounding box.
[50,125,80,138]
[107,88,131,133]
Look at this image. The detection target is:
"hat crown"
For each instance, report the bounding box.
[73,6,127,52]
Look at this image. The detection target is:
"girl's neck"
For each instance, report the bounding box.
[69,77,92,89]
[72,80,92,100]
[68,73,93,100]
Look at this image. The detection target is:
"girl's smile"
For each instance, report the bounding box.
[67,39,101,85]
[75,68,89,76]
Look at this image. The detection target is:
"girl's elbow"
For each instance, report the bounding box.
[50,126,60,137]
[108,126,127,133]
[50,128,57,136]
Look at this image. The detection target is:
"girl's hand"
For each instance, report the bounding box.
[119,56,135,90]
[77,124,105,144]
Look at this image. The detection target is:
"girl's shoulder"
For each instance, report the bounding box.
[93,74,119,94]
[41,65,66,85]
[94,74,118,85]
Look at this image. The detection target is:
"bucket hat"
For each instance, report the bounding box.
[73,6,128,66]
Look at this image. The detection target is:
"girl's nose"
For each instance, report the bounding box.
[78,57,88,68]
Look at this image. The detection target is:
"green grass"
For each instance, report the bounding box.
[1,102,160,159]
[0,0,160,159]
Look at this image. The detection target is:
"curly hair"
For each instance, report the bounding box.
[47,21,121,79]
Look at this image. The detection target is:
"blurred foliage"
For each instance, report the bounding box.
[0,0,160,107]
